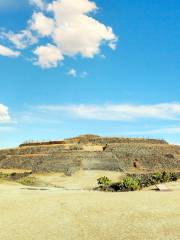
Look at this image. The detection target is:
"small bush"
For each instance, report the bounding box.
[114,177,141,192]
[0,173,9,180]
[97,171,179,192]
[97,176,112,190]
[18,176,37,186]
[169,172,178,181]
[146,172,178,186]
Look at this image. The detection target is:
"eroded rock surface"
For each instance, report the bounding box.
[0,135,180,173]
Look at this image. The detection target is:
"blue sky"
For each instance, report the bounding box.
[0,0,180,148]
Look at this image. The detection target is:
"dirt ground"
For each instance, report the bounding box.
[35,170,125,189]
[0,173,180,240]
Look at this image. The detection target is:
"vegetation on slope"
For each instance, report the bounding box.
[0,171,37,186]
[97,171,180,192]
[17,176,38,186]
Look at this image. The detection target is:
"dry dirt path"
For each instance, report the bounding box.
[0,182,180,240]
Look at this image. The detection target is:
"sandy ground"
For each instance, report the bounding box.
[0,178,180,240]
[35,170,125,190]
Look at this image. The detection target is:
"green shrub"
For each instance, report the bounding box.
[17,176,37,186]
[0,173,9,180]
[97,171,179,192]
[147,172,178,186]
[169,172,178,181]
[149,172,163,185]
[97,176,112,190]
[116,177,141,191]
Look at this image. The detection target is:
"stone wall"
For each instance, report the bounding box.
[0,135,180,174]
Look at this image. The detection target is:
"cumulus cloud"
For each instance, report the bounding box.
[33,43,64,68]
[37,103,180,121]
[0,104,11,123]
[0,0,117,68]
[2,30,37,49]
[29,12,55,37]
[47,0,117,58]
[0,44,20,57]
[67,68,77,77]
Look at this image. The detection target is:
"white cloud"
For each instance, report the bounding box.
[127,127,180,135]
[29,12,55,37]
[0,0,117,68]
[29,0,45,10]
[108,41,117,50]
[0,126,15,133]
[37,103,180,121]
[67,68,77,77]
[0,104,11,123]
[47,0,117,58]
[67,69,88,78]
[2,30,37,49]
[48,0,97,16]
[0,44,20,57]
[33,43,64,68]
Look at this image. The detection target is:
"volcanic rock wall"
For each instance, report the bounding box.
[0,135,180,173]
